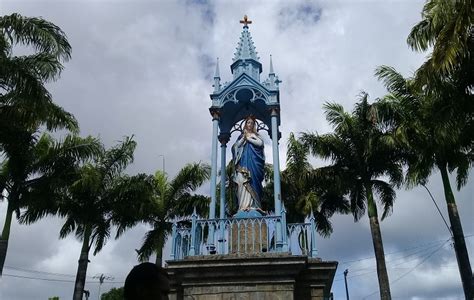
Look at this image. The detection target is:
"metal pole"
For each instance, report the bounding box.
[98,274,104,300]
[270,108,283,250]
[158,154,165,175]
[219,138,227,254]
[344,269,350,300]
[219,139,227,220]
[207,112,219,253]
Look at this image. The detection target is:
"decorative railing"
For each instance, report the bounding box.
[170,209,318,261]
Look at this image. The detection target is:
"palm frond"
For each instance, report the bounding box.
[349,179,366,222]
[92,219,111,255]
[0,13,71,61]
[100,136,136,179]
[314,210,333,238]
[372,180,396,220]
[286,133,311,177]
[169,162,210,201]
[300,132,345,162]
[171,194,210,219]
[59,217,77,239]
[322,102,352,133]
[136,226,167,262]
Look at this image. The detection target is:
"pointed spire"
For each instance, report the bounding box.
[231,16,262,81]
[233,17,259,62]
[214,57,220,79]
[269,54,275,75]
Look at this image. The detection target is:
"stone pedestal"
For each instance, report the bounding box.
[166,253,337,300]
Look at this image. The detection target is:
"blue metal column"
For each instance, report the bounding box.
[281,203,288,251]
[219,138,228,219]
[270,108,283,250]
[219,136,228,254]
[189,208,197,256]
[170,223,177,260]
[207,112,219,252]
[309,211,318,257]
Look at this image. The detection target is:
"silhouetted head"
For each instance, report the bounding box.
[124,262,170,300]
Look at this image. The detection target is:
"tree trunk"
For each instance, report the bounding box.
[366,185,391,300]
[155,232,165,267]
[440,165,473,300]
[155,248,163,266]
[0,201,15,276]
[73,224,92,300]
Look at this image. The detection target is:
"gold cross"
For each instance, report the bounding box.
[239,15,252,26]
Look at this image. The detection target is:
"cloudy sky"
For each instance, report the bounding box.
[1,0,473,299]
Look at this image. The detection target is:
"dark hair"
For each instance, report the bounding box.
[124,262,169,300]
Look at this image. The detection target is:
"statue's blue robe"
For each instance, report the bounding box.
[233,134,265,204]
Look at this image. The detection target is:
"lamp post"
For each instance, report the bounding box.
[158,154,165,175]
[343,269,350,300]
[93,274,114,300]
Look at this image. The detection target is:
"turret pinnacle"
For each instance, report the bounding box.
[269,54,275,75]
[214,57,220,78]
[213,57,221,93]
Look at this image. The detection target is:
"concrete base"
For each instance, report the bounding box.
[166,253,337,300]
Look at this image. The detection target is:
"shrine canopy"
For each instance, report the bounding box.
[210,16,281,138]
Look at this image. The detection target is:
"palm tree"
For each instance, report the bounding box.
[20,137,155,300]
[135,163,210,266]
[376,65,473,299]
[0,13,77,149]
[407,0,473,79]
[274,133,350,235]
[300,94,403,300]
[0,133,99,275]
[0,14,80,275]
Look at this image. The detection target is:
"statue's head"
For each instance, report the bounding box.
[244,115,257,133]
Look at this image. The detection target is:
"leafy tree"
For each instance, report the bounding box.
[135,163,210,266]
[407,0,473,79]
[300,94,403,300]
[0,13,81,276]
[101,287,123,300]
[376,65,473,299]
[261,134,350,236]
[282,133,350,234]
[0,133,99,275]
[20,137,155,300]
[0,13,77,150]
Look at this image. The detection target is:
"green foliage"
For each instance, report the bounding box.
[21,136,155,254]
[0,13,77,154]
[376,4,474,294]
[19,137,155,299]
[407,0,473,78]
[101,287,124,300]
[1,133,100,232]
[264,133,350,237]
[375,65,472,190]
[300,94,402,298]
[301,93,403,221]
[125,162,211,264]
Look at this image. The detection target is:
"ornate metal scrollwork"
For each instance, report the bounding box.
[230,118,269,135]
[221,86,269,106]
